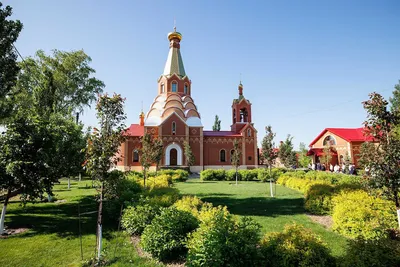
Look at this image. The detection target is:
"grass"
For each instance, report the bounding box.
[175,179,348,257]
[0,178,162,267]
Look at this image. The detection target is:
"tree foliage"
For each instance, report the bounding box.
[184,140,195,167]
[278,135,297,168]
[139,133,163,187]
[298,142,311,168]
[212,115,221,131]
[0,3,23,121]
[319,145,333,166]
[10,49,104,119]
[231,139,241,185]
[261,125,278,168]
[359,92,400,228]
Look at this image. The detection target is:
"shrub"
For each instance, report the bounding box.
[200,169,215,181]
[213,169,226,181]
[304,183,335,215]
[141,207,199,261]
[187,205,261,267]
[332,190,397,240]
[144,187,180,207]
[240,169,259,181]
[258,168,285,182]
[121,204,160,235]
[259,224,335,267]
[154,169,189,182]
[226,169,242,181]
[173,196,203,218]
[340,237,400,267]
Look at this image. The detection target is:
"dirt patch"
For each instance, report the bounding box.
[0,228,29,238]
[130,236,185,266]
[307,214,333,229]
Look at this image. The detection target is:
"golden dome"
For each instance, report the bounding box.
[168,27,182,41]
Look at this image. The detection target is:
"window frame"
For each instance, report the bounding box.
[171,82,178,92]
[220,149,226,162]
[133,150,139,162]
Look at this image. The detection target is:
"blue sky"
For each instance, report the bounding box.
[7,0,400,148]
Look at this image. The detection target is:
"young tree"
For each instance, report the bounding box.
[139,133,154,188]
[153,138,164,174]
[278,135,297,168]
[0,2,22,123]
[85,94,126,260]
[319,145,333,168]
[359,92,400,229]
[0,3,23,122]
[184,140,195,169]
[262,126,278,197]
[212,115,221,131]
[298,142,311,168]
[231,139,241,185]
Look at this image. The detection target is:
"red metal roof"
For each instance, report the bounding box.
[309,127,374,146]
[124,124,144,136]
[203,131,242,137]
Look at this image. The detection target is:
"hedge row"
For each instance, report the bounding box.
[200,168,286,182]
[128,169,189,182]
[277,173,398,240]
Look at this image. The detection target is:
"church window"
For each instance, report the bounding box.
[172,82,177,92]
[220,150,226,162]
[247,129,251,137]
[133,150,139,162]
[323,135,336,146]
[161,83,165,93]
[240,108,248,122]
[248,156,252,161]
[172,121,176,135]
[184,84,188,94]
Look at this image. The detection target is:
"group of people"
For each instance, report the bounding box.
[308,162,357,175]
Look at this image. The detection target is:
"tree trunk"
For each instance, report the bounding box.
[269,166,274,197]
[78,173,81,182]
[395,194,400,230]
[68,177,71,190]
[235,168,238,186]
[0,188,11,235]
[143,169,146,189]
[96,182,103,261]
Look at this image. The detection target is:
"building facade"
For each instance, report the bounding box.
[307,128,374,167]
[117,29,258,172]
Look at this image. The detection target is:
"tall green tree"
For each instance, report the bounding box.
[278,135,297,168]
[0,113,60,234]
[298,142,311,168]
[359,92,400,229]
[212,115,221,131]
[153,138,164,174]
[231,139,241,186]
[261,125,278,197]
[0,3,23,122]
[184,140,195,169]
[11,49,104,119]
[85,93,126,260]
[139,133,161,187]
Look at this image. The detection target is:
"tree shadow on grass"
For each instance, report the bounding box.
[201,196,305,217]
[4,195,117,239]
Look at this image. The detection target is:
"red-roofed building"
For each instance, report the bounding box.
[117,29,258,172]
[307,128,376,167]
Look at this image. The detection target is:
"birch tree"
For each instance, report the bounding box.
[262,125,278,197]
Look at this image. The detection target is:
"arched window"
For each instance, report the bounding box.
[172,82,177,92]
[184,84,188,94]
[161,83,165,93]
[240,108,248,122]
[133,150,139,162]
[220,150,226,162]
[172,121,176,135]
[323,135,336,146]
[247,128,251,137]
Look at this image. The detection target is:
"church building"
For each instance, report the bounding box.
[117,28,258,172]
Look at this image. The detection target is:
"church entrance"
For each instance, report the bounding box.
[170,148,178,166]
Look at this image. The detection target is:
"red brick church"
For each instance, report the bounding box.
[117,28,258,172]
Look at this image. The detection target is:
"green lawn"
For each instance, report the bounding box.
[0,179,162,267]
[175,179,348,257]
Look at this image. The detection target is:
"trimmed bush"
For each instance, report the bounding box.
[141,207,199,261]
[341,237,400,267]
[200,169,216,181]
[239,169,259,181]
[144,187,180,207]
[226,169,242,181]
[121,204,160,235]
[332,190,397,240]
[173,196,203,218]
[187,205,261,267]
[304,183,335,215]
[259,224,335,267]
[146,174,172,189]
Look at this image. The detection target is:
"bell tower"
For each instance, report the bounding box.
[231,82,252,133]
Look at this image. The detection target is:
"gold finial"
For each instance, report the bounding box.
[174,18,176,32]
